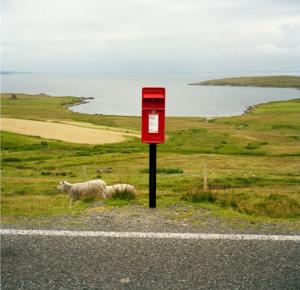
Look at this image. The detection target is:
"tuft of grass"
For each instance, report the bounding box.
[82,196,96,203]
[182,188,300,218]
[181,190,216,203]
[55,172,68,176]
[2,157,22,163]
[111,189,136,200]
[41,171,51,176]
[140,167,183,174]
[246,142,262,150]
[247,194,300,218]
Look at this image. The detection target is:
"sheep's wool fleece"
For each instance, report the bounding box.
[106,184,136,195]
[70,180,106,197]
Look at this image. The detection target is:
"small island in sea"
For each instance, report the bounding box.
[190,75,300,89]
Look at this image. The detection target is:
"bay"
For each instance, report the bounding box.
[1,72,299,117]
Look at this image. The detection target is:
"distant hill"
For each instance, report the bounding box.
[191,75,300,89]
[0,71,34,75]
[0,71,13,75]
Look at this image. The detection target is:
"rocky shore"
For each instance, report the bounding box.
[243,104,257,114]
[63,96,94,109]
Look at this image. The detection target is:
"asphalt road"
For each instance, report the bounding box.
[1,232,300,290]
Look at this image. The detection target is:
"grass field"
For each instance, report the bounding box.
[1,92,300,224]
[192,75,300,88]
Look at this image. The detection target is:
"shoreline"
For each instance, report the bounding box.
[65,94,299,119]
[63,96,94,109]
[2,91,298,119]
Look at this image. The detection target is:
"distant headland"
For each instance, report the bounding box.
[0,71,34,75]
[190,75,300,89]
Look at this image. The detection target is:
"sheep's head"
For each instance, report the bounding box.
[57,181,69,192]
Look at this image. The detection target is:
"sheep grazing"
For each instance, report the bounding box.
[57,179,107,208]
[106,184,136,198]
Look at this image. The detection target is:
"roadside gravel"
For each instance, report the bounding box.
[2,205,299,235]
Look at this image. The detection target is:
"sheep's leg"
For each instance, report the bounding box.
[69,197,74,208]
[102,191,107,199]
[69,190,77,208]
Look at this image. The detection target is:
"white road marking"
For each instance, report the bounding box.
[1,229,300,241]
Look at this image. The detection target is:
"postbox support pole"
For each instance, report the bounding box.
[149,143,157,208]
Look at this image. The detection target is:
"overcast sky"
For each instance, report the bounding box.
[1,0,300,73]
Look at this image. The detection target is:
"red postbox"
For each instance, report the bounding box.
[141,87,166,144]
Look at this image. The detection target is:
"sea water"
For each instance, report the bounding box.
[1,72,299,117]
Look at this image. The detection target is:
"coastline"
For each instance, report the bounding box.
[63,96,94,109]
[65,94,299,119]
[243,104,256,114]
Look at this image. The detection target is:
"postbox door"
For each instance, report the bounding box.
[142,110,165,143]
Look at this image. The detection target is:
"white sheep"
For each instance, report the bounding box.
[57,179,107,207]
[106,184,136,198]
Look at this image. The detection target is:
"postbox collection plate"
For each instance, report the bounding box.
[148,113,159,133]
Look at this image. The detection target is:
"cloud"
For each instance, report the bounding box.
[1,0,300,72]
[254,44,290,55]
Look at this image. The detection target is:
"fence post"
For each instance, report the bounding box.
[204,163,208,191]
[82,165,87,180]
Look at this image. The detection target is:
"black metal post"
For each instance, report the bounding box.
[149,143,157,208]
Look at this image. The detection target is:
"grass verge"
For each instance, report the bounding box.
[181,189,300,218]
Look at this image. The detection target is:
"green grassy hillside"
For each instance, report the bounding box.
[1,93,300,223]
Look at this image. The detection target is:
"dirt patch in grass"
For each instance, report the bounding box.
[1,118,132,144]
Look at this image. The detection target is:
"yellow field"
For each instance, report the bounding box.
[1,117,139,144]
